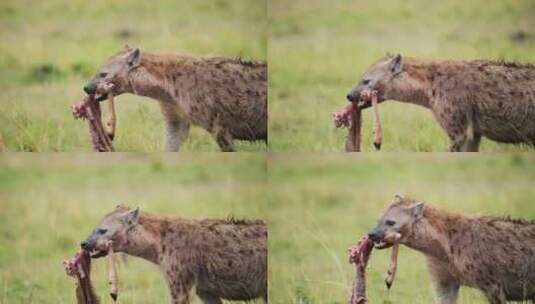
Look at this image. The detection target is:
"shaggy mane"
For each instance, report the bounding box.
[225,216,265,225]
[472,59,535,69]
[212,57,266,68]
[484,215,535,226]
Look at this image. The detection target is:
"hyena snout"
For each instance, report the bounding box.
[80,235,98,251]
[367,228,385,242]
[80,239,92,251]
[83,83,97,95]
[346,91,360,102]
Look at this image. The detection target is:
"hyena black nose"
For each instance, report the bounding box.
[346,93,357,102]
[80,241,89,250]
[83,85,94,95]
[368,230,384,242]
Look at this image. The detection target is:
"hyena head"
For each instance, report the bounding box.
[80,205,139,258]
[367,194,424,249]
[83,45,142,101]
[346,54,403,108]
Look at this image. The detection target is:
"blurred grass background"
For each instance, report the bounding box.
[268,0,535,151]
[0,153,268,303]
[267,153,535,303]
[0,0,267,151]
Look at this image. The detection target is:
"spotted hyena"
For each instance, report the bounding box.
[83,46,267,152]
[366,194,535,304]
[81,205,267,304]
[346,54,535,151]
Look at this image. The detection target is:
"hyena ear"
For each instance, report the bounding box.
[125,207,140,225]
[388,54,403,75]
[115,204,128,210]
[127,48,141,68]
[410,202,425,220]
[393,193,404,204]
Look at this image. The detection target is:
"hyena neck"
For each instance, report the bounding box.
[126,55,179,103]
[122,214,162,264]
[403,207,457,261]
[387,61,432,108]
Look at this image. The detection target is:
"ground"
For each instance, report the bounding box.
[268,0,535,151]
[0,154,268,303]
[267,153,535,303]
[0,0,266,151]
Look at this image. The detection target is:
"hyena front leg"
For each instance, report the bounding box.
[482,284,506,304]
[160,103,190,152]
[462,108,480,152]
[214,130,235,152]
[448,130,480,152]
[464,133,481,152]
[165,119,190,152]
[196,291,222,304]
[427,257,459,304]
[434,103,481,152]
[447,132,467,152]
[164,271,194,304]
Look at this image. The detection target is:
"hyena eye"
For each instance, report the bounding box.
[385,220,396,226]
[98,228,108,234]
[362,79,370,85]
[99,72,108,78]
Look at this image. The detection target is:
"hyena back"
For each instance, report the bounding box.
[367,195,535,304]
[81,205,267,304]
[84,46,267,152]
[347,54,535,151]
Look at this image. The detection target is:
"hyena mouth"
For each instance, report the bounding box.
[93,82,115,102]
[89,248,109,258]
[356,90,380,109]
[373,240,393,249]
[89,240,112,258]
[373,232,402,250]
[357,100,372,109]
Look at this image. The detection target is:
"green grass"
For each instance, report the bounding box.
[0,0,267,151]
[267,153,535,303]
[0,153,268,303]
[268,0,535,151]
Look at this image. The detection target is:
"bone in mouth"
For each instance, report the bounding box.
[106,246,119,301]
[63,250,100,304]
[333,103,362,152]
[366,91,382,150]
[348,236,374,304]
[348,236,399,303]
[385,243,398,289]
[333,90,382,151]
[72,83,116,152]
